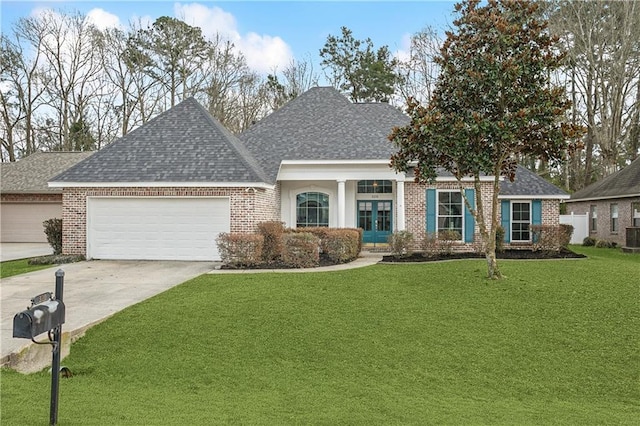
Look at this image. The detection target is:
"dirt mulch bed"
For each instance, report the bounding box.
[381,248,586,263]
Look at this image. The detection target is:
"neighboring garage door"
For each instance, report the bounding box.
[1,203,62,242]
[87,197,230,261]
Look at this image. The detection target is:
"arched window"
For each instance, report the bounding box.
[296,192,329,227]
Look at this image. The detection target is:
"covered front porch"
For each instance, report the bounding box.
[277,161,407,243]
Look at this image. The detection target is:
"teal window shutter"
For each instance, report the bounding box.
[532,200,542,225]
[501,200,511,243]
[464,188,475,243]
[426,189,436,234]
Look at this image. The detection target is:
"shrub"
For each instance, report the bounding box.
[29,254,85,265]
[43,218,63,255]
[582,236,597,246]
[323,229,361,263]
[559,224,574,248]
[495,226,505,253]
[216,233,263,267]
[421,233,439,258]
[531,225,562,253]
[595,239,617,248]
[257,221,285,263]
[281,233,320,268]
[438,230,461,256]
[388,231,414,258]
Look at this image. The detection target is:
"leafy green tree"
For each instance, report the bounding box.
[320,26,398,102]
[68,118,95,151]
[130,16,210,107]
[389,0,583,279]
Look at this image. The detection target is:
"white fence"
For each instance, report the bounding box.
[559,213,589,244]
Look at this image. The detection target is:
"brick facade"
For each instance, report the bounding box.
[565,197,640,247]
[404,181,562,251]
[61,186,280,256]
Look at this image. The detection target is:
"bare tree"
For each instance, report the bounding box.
[0,17,52,160]
[550,0,640,188]
[395,26,442,104]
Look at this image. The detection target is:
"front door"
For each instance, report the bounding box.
[358,200,393,244]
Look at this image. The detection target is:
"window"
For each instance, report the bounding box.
[357,180,392,194]
[511,202,531,241]
[632,202,640,227]
[590,205,597,232]
[437,191,463,238]
[610,204,618,232]
[296,192,329,227]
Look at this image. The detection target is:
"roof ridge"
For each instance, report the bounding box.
[190,99,272,184]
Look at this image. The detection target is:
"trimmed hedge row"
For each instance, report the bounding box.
[217,222,362,268]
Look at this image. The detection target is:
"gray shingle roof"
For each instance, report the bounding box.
[1,151,94,193]
[51,97,271,184]
[500,166,569,198]
[239,86,409,181]
[568,157,640,201]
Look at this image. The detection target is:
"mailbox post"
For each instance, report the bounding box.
[12,269,65,426]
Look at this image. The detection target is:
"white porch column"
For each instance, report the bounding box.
[396,179,405,231]
[337,179,346,228]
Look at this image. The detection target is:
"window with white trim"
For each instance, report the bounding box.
[610,203,618,232]
[296,192,329,227]
[511,201,531,241]
[437,191,463,239]
[590,205,597,232]
[633,202,640,227]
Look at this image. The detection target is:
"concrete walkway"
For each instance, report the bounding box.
[1,252,383,372]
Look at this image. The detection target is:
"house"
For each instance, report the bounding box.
[1,151,94,242]
[564,157,640,247]
[50,87,569,261]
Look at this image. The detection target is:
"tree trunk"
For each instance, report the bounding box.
[486,250,501,280]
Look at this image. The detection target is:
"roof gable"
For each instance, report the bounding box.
[51,98,270,185]
[569,157,640,201]
[499,166,569,198]
[239,86,409,181]
[1,151,94,193]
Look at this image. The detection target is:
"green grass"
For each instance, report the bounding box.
[0,258,53,278]
[2,246,638,425]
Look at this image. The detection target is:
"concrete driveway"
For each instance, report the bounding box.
[1,259,214,371]
[1,243,52,261]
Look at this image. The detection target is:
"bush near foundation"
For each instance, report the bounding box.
[43,218,63,255]
[216,233,263,267]
[281,233,320,268]
[323,229,361,263]
[388,231,414,258]
[290,227,361,262]
[257,221,285,263]
[531,225,573,252]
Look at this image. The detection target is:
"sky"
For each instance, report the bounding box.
[0,0,458,75]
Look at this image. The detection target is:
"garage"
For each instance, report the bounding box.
[87,197,230,261]
[1,202,62,242]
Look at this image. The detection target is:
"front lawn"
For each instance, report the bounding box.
[1,246,638,424]
[0,258,53,278]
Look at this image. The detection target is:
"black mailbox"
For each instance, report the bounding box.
[13,299,65,339]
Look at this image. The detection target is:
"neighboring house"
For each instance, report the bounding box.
[50,87,569,261]
[1,151,94,242]
[564,157,640,247]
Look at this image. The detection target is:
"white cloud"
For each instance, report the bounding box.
[86,8,121,30]
[174,2,293,74]
[394,33,413,63]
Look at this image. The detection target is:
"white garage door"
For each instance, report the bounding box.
[87,197,229,261]
[1,203,62,242]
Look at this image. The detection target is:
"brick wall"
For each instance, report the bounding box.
[62,186,280,256]
[403,181,562,251]
[565,197,640,246]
